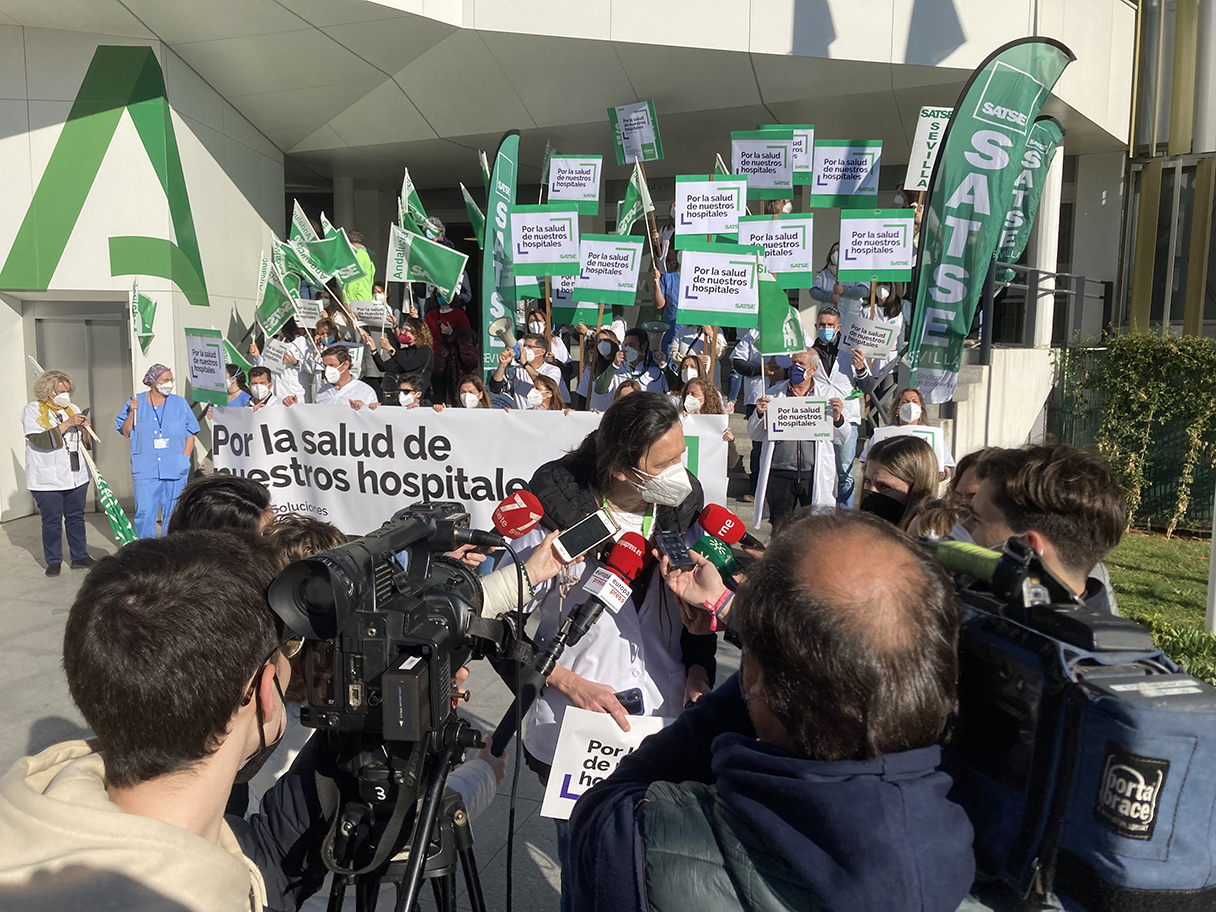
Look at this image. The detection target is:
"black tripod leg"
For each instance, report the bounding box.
[327,876,348,912]
[430,872,456,912]
[458,845,486,912]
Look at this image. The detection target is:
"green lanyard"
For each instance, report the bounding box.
[602,498,655,540]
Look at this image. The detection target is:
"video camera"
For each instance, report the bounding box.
[925,536,1216,911]
[267,502,527,912]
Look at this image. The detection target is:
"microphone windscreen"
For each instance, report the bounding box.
[691,535,737,575]
[605,531,648,582]
[697,504,746,545]
[492,490,545,539]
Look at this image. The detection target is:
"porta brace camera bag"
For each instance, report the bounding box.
[946,597,1216,911]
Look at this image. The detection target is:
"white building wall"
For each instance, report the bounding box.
[0,27,284,520]
[1071,151,1126,339]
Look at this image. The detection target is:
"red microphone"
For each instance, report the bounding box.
[698,504,766,551]
[492,490,544,539]
[533,532,647,676]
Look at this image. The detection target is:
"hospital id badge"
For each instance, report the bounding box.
[154,437,169,449]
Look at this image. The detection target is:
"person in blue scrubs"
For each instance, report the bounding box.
[116,363,199,538]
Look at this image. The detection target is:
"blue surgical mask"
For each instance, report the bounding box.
[788,364,808,386]
[323,335,335,345]
[817,327,837,343]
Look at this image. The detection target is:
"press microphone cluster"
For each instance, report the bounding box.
[490,532,647,756]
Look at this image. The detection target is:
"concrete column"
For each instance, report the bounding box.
[334,168,355,231]
[1027,144,1064,347]
[1196,0,1216,154]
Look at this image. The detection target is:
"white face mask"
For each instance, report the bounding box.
[157,381,174,396]
[399,391,417,407]
[624,346,641,364]
[324,365,341,384]
[949,521,975,545]
[683,395,702,414]
[52,392,72,408]
[632,462,693,507]
[781,201,793,214]
[894,193,907,207]
[829,249,839,267]
[520,347,534,364]
[597,340,613,357]
[681,367,697,383]
[251,384,271,401]
[528,321,545,334]
[876,284,891,302]
[899,401,923,424]
[460,391,481,409]
[668,206,676,219]
[526,388,545,408]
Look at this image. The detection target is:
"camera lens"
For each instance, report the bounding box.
[300,569,336,616]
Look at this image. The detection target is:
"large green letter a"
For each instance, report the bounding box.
[0,45,209,308]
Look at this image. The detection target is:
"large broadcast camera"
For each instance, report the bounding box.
[268,502,529,912]
[928,537,1216,911]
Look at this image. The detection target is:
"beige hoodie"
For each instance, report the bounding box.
[0,740,267,912]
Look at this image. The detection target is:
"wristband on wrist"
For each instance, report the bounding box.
[519,562,536,601]
[702,589,733,632]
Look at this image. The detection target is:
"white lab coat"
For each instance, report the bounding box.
[747,378,848,508]
[511,525,698,765]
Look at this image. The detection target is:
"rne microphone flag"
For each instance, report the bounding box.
[492,490,544,539]
[698,504,766,551]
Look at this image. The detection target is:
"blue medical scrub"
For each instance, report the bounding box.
[116,393,199,538]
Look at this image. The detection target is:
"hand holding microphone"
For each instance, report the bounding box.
[698,504,766,557]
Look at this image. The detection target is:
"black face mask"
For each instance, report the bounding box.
[859,491,907,526]
[233,673,285,785]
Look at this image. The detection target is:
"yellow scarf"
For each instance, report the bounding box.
[34,400,78,431]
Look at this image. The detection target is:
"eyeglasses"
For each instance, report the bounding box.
[241,635,304,707]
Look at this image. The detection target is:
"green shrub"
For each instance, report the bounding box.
[1124,610,1216,686]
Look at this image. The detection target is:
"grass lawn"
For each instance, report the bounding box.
[1105,531,1216,684]
[1106,531,1210,630]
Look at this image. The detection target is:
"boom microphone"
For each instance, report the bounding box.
[699,504,765,551]
[490,532,647,756]
[492,490,544,540]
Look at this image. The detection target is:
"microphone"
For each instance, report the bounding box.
[698,504,765,551]
[492,490,544,540]
[690,534,738,586]
[490,532,647,756]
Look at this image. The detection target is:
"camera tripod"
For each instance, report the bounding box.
[324,715,487,912]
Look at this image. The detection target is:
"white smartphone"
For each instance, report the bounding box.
[553,510,619,563]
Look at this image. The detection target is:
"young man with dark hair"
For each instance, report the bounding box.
[488,331,564,408]
[166,473,275,534]
[963,444,1126,612]
[570,511,975,912]
[297,344,376,410]
[616,328,668,394]
[248,365,277,409]
[0,532,320,911]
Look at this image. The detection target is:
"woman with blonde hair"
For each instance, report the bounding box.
[860,435,939,530]
[23,371,94,575]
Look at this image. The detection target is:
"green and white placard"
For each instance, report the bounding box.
[184,327,227,406]
[757,123,814,185]
[768,398,833,440]
[837,209,916,281]
[608,100,663,165]
[552,274,599,325]
[841,312,898,357]
[293,299,322,329]
[730,129,793,199]
[572,234,645,307]
[515,274,543,299]
[548,155,602,215]
[736,214,815,289]
[676,237,761,329]
[673,175,748,248]
[905,107,953,192]
[510,204,580,277]
[810,140,882,207]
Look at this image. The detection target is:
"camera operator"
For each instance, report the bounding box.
[570,511,975,912]
[0,531,332,911]
[509,392,716,911]
[961,444,1125,613]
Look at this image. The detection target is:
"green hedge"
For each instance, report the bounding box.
[1125,611,1216,685]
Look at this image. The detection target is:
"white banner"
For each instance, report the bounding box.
[904,106,953,192]
[540,707,671,820]
[674,177,748,237]
[211,407,728,535]
[736,215,814,279]
[548,155,602,212]
[768,397,832,440]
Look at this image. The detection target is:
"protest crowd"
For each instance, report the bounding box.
[1,57,1168,912]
